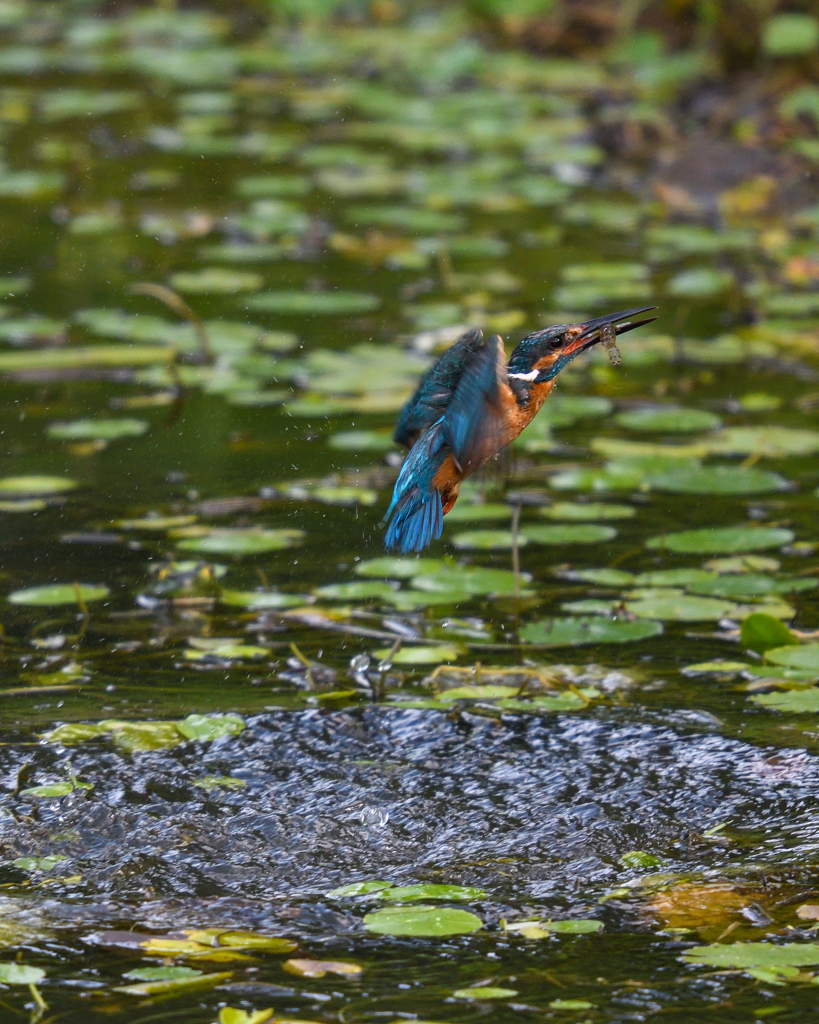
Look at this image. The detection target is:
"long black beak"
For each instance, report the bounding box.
[568,306,659,355]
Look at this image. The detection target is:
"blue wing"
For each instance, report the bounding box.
[393,328,486,449]
[442,333,508,474]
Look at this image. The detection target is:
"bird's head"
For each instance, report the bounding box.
[507,306,658,387]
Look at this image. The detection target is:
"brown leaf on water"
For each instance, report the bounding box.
[796,904,819,920]
[643,882,767,935]
[283,958,363,978]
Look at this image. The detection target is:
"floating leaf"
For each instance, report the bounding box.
[546,919,604,934]
[626,592,736,621]
[646,526,794,554]
[123,967,203,982]
[705,427,819,458]
[615,407,721,433]
[0,476,76,498]
[169,269,263,294]
[621,850,663,869]
[453,988,517,1000]
[520,617,663,646]
[371,645,461,665]
[762,13,819,56]
[451,530,523,550]
[648,465,787,495]
[683,942,819,968]
[177,714,245,741]
[47,418,148,441]
[314,581,397,600]
[381,884,486,901]
[114,971,233,996]
[218,1010,275,1024]
[569,568,636,586]
[363,905,482,937]
[541,502,635,521]
[523,524,616,545]
[192,776,246,791]
[413,566,529,597]
[765,645,819,671]
[219,590,306,609]
[356,557,446,579]
[246,291,380,315]
[346,206,465,232]
[741,613,799,653]
[682,661,751,675]
[329,430,394,452]
[0,964,45,984]
[325,881,394,898]
[752,690,819,713]
[549,1000,595,1010]
[8,584,109,606]
[283,959,362,978]
[176,528,303,554]
[667,269,733,297]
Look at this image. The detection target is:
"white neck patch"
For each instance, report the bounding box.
[507,369,539,381]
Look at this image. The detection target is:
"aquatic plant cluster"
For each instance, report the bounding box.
[1,1,819,1022]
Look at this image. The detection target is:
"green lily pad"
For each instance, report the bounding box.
[752,689,819,713]
[47,418,148,441]
[356,557,447,579]
[246,291,380,315]
[520,617,663,646]
[453,988,517,1000]
[523,524,617,545]
[570,568,636,586]
[762,13,819,56]
[547,919,603,934]
[169,269,263,294]
[541,502,635,520]
[413,566,529,596]
[667,269,733,297]
[329,430,395,452]
[219,590,306,609]
[683,942,819,968]
[177,713,245,741]
[634,569,716,586]
[625,591,737,621]
[549,999,595,1009]
[176,529,303,554]
[114,971,233,996]
[742,613,799,653]
[687,575,777,599]
[123,967,203,982]
[0,475,77,496]
[363,905,483,937]
[646,526,794,554]
[0,964,45,985]
[615,407,720,432]
[381,884,486,901]
[682,661,751,675]
[765,645,819,671]
[325,881,394,898]
[705,427,819,458]
[346,206,465,232]
[8,584,109,606]
[372,645,461,664]
[648,465,787,494]
[451,530,523,550]
[314,581,397,600]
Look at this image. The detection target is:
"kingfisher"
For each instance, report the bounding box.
[384,306,658,554]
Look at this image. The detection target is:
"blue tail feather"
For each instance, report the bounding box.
[383,419,446,554]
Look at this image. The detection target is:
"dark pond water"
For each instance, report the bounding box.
[2,4,819,1023]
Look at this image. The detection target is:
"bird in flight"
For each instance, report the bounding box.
[384,306,658,553]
